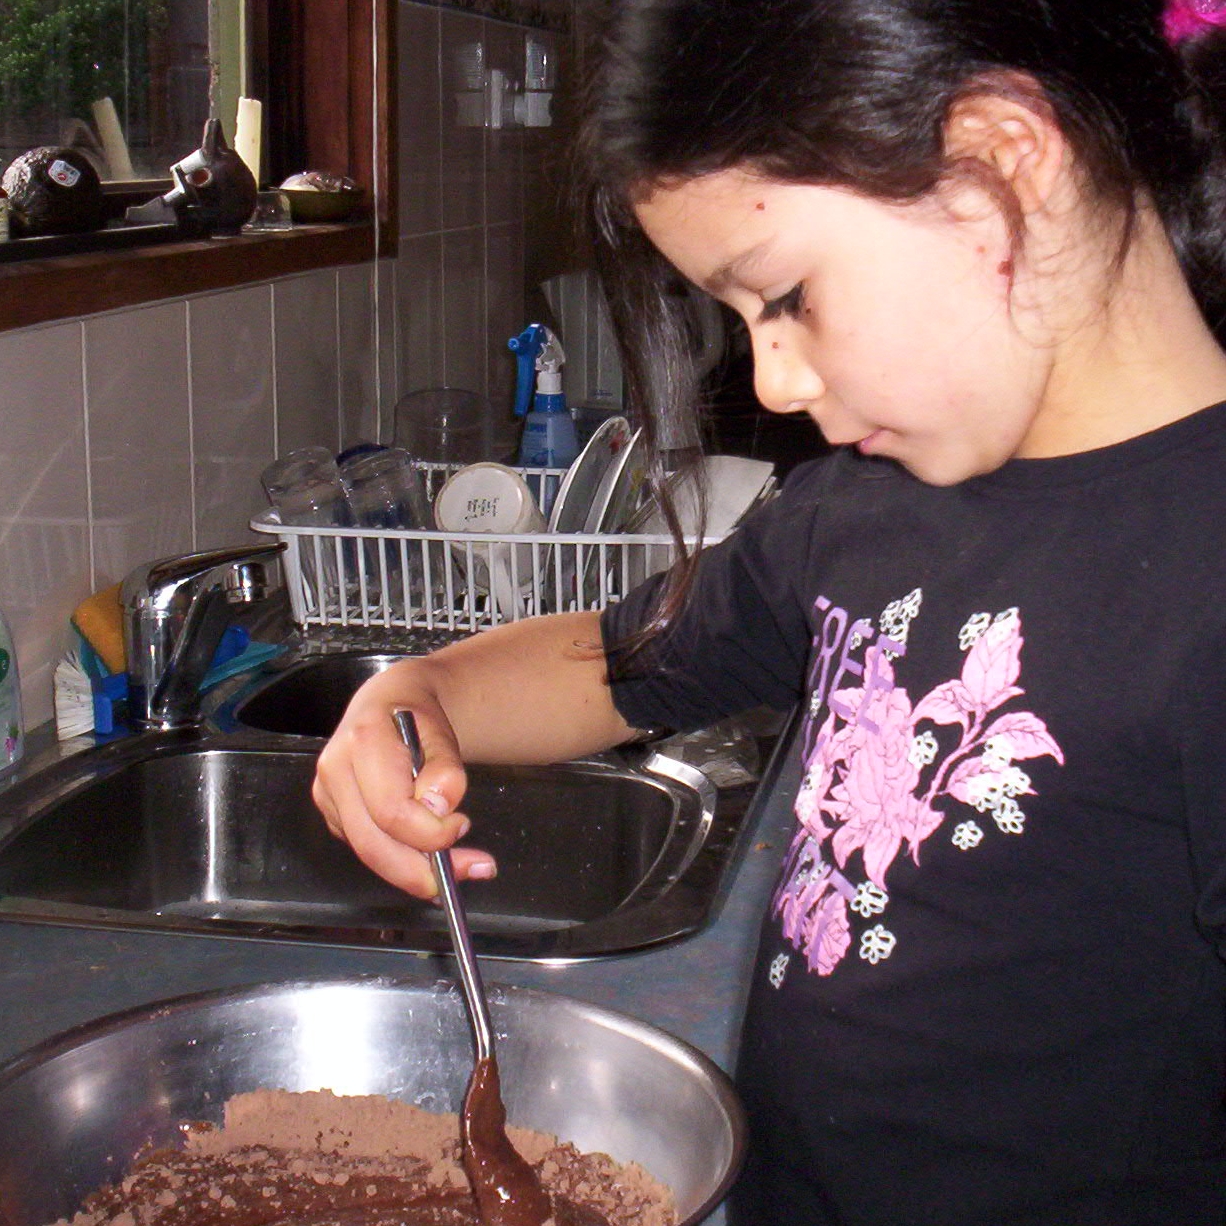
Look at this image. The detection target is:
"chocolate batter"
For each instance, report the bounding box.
[52,1089,677,1226]
[460,1057,551,1226]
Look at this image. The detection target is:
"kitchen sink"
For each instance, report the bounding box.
[0,648,764,959]
[227,650,402,737]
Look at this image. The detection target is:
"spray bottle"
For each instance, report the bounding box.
[509,323,579,469]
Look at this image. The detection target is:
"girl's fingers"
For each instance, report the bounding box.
[312,683,499,895]
[312,758,498,896]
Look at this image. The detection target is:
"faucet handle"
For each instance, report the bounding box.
[121,542,286,613]
[121,541,287,730]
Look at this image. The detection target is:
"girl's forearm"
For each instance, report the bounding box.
[366,610,635,765]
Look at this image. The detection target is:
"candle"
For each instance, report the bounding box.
[91,97,135,181]
[234,97,263,186]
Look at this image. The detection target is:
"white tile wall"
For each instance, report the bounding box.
[85,301,196,588]
[0,262,385,731]
[0,321,91,734]
[188,285,277,550]
[0,2,572,733]
[396,0,567,435]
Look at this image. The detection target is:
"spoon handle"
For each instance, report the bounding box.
[393,710,495,1064]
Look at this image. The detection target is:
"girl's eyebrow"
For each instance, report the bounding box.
[703,241,774,295]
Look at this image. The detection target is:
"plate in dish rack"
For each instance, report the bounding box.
[548,415,632,533]
[584,426,647,535]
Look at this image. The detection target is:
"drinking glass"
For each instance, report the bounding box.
[393,387,494,469]
[244,190,293,231]
[340,446,434,607]
[260,447,351,616]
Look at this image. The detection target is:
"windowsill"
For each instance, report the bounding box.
[0,221,388,334]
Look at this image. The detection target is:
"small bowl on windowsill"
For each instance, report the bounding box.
[281,188,364,223]
[279,171,364,223]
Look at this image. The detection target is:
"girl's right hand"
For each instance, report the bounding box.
[311,662,496,899]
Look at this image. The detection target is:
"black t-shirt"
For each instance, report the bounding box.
[602,404,1226,1225]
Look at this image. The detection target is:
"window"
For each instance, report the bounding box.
[0,0,246,185]
[0,0,393,333]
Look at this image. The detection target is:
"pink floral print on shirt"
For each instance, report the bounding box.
[774,604,1064,976]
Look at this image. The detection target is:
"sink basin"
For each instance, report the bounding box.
[0,716,755,958]
[0,648,769,959]
[229,651,402,737]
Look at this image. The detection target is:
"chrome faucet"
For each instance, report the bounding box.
[120,542,285,729]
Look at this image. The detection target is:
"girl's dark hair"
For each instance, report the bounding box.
[578,0,1226,652]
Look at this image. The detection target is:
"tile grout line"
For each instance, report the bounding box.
[79,321,96,590]
[269,282,280,456]
[435,6,448,382]
[335,269,343,452]
[185,300,198,550]
[371,0,385,441]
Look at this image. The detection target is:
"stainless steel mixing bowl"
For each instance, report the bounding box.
[0,976,745,1226]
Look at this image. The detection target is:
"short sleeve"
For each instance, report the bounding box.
[599,465,824,733]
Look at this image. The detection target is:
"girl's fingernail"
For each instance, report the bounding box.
[419,788,449,817]
[456,817,472,839]
[467,860,497,880]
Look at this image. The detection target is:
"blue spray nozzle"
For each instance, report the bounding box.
[509,323,549,416]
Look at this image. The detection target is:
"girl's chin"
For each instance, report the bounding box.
[851,431,986,486]
[855,430,885,456]
[879,441,984,487]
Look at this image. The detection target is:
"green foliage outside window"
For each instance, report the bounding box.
[0,0,167,120]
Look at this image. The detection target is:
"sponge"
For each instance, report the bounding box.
[70,582,125,676]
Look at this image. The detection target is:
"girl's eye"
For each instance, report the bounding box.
[758,283,806,323]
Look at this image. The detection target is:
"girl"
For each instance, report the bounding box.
[313,1,1226,1220]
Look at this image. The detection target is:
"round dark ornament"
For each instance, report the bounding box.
[1,147,106,237]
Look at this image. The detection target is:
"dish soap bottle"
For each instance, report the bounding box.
[0,609,23,775]
[509,323,579,469]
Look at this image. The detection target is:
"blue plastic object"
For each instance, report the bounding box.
[509,323,549,417]
[75,626,284,735]
[508,323,579,468]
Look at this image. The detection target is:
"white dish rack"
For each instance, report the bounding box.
[251,460,711,637]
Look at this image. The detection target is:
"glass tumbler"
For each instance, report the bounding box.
[244,190,293,231]
[339,446,434,610]
[260,446,351,616]
[393,387,494,468]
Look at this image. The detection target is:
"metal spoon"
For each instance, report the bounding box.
[393,711,550,1226]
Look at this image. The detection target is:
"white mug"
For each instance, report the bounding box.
[434,463,546,617]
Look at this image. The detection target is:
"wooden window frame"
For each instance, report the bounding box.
[0,0,395,334]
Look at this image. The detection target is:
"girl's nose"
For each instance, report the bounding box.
[751,331,825,416]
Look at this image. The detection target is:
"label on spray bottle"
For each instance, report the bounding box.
[520,415,575,467]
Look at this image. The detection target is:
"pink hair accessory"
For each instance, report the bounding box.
[1164,0,1226,44]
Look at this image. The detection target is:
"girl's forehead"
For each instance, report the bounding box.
[635,173,873,263]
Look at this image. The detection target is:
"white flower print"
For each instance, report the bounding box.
[982,734,1015,770]
[908,729,939,768]
[992,798,1025,834]
[880,588,923,655]
[993,607,1020,632]
[859,925,897,964]
[965,774,1005,812]
[1000,765,1031,796]
[959,611,992,651]
[768,953,790,989]
[952,821,984,850]
[851,881,889,917]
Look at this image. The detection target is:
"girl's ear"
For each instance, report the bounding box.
[942,79,1066,215]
